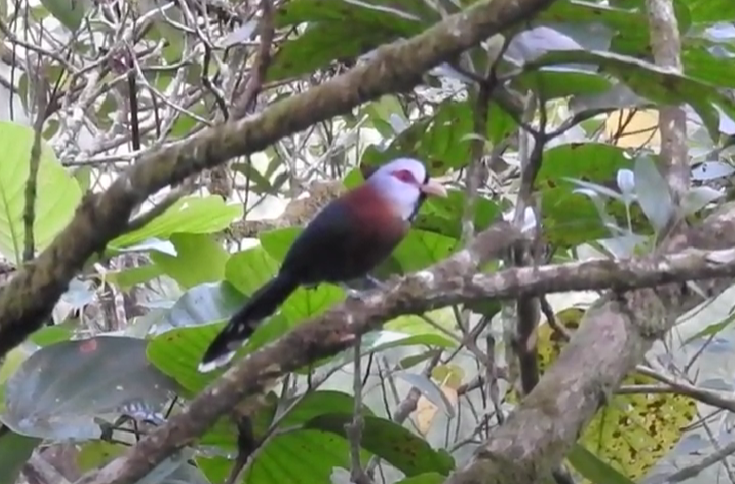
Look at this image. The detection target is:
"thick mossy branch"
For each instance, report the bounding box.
[0,0,559,357]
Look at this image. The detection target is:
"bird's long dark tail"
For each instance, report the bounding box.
[198,272,299,372]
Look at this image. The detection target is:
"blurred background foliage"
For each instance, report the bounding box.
[0,0,734,483]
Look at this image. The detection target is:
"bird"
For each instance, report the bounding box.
[198,157,447,373]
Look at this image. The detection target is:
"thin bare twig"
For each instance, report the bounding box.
[345,337,371,484]
[232,0,275,119]
[23,72,48,263]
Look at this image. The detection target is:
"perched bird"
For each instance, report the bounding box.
[198,157,447,373]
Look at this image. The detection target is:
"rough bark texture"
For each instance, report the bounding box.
[646,0,689,199]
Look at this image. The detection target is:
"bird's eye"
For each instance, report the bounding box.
[392,169,416,184]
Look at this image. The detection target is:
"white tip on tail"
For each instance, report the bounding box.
[197,350,236,373]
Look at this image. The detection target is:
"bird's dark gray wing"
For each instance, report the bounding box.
[279,199,405,284]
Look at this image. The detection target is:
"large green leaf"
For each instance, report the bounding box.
[39,0,89,31]
[151,233,230,289]
[259,224,461,283]
[391,229,457,273]
[268,22,395,81]
[148,313,290,394]
[198,428,360,484]
[568,444,636,484]
[540,1,649,33]
[361,101,475,173]
[109,196,242,250]
[269,0,426,81]
[278,390,373,426]
[0,428,40,484]
[538,312,696,482]
[514,68,613,99]
[0,121,81,264]
[225,246,279,296]
[529,50,735,142]
[682,47,735,89]
[414,189,501,240]
[306,413,454,477]
[107,263,164,291]
[535,143,636,247]
[537,143,632,183]
[200,391,450,484]
[674,0,735,22]
[2,336,178,440]
[275,0,434,26]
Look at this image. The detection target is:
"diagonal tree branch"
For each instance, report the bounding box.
[77,222,523,484]
[0,0,559,357]
[79,202,735,484]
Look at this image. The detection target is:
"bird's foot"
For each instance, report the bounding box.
[364,275,389,291]
[343,286,377,303]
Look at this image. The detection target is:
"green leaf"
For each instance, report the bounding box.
[147,325,223,395]
[225,246,280,296]
[514,68,613,99]
[414,189,501,240]
[361,101,475,173]
[540,1,649,33]
[271,0,427,84]
[77,441,126,473]
[0,429,40,484]
[39,0,88,31]
[538,317,696,481]
[198,428,359,484]
[275,0,432,26]
[28,321,76,347]
[0,121,82,264]
[537,143,632,184]
[395,473,445,484]
[72,166,92,192]
[279,390,374,427]
[682,47,735,89]
[109,196,242,251]
[147,281,286,393]
[528,50,735,143]
[152,233,230,289]
[487,102,517,145]
[568,443,636,484]
[2,336,178,440]
[306,413,454,477]
[258,227,300,262]
[268,22,399,81]
[231,163,274,195]
[107,264,163,291]
[536,143,635,247]
[280,285,345,323]
[391,229,457,273]
[680,0,735,22]
[226,240,342,325]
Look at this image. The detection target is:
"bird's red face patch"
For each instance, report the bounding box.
[391,169,419,185]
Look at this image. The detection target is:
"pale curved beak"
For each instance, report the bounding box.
[420,179,448,197]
